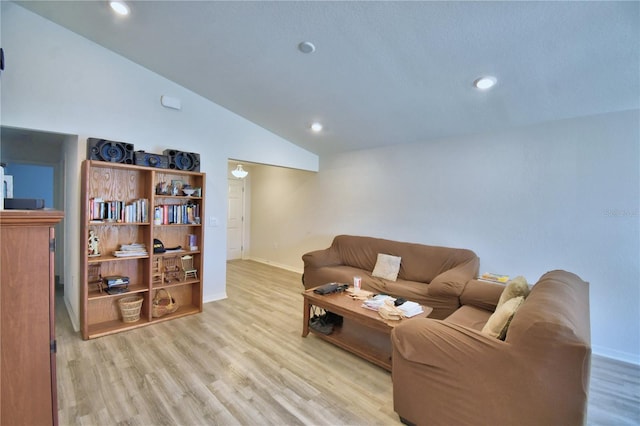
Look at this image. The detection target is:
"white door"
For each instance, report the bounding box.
[227,178,244,259]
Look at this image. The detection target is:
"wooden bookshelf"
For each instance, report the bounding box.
[81,160,205,339]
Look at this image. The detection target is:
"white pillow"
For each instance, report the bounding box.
[372,253,402,281]
[497,276,530,309]
[481,296,524,340]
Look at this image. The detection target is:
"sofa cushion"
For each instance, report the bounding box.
[372,253,402,281]
[445,305,493,331]
[497,276,530,309]
[481,296,524,339]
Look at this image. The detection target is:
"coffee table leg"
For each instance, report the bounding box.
[302,297,310,337]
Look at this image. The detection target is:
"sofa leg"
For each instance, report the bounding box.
[399,416,416,426]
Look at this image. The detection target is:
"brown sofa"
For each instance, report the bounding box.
[302,235,479,319]
[391,270,591,426]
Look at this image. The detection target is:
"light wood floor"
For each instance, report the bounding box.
[55,260,640,425]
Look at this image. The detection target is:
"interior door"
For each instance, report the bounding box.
[227,178,244,259]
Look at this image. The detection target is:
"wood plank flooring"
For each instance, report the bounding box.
[55,260,640,425]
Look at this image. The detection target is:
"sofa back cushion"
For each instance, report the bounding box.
[331,235,478,283]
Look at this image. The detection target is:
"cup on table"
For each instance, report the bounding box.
[353,276,362,291]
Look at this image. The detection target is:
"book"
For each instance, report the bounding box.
[479,272,510,283]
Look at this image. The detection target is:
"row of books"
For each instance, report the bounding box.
[154,203,200,225]
[90,197,149,223]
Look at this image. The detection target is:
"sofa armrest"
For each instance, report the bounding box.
[392,318,506,366]
[428,257,479,298]
[301,246,345,288]
[391,319,519,425]
[301,247,343,269]
[459,279,504,311]
[391,319,524,426]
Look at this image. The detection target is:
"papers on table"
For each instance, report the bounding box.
[362,294,393,311]
[398,301,424,318]
[346,287,375,300]
[362,295,424,318]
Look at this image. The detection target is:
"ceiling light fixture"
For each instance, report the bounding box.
[474,76,497,90]
[298,41,316,54]
[109,1,130,16]
[231,164,248,179]
[310,122,323,132]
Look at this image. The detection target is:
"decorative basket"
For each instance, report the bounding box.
[118,296,144,323]
[152,288,179,318]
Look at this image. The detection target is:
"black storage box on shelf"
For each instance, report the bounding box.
[4,198,45,209]
[134,151,170,169]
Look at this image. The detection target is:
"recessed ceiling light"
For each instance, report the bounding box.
[474,76,497,90]
[310,122,323,132]
[298,41,316,54]
[109,1,130,16]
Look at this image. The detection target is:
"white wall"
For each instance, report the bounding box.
[249,110,640,364]
[0,3,318,328]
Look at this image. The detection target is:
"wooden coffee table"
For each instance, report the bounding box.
[302,287,432,371]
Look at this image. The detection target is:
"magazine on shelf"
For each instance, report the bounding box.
[112,242,148,257]
[479,272,510,283]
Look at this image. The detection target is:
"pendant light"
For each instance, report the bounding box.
[231,164,248,179]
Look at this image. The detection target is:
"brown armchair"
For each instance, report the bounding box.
[391,270,591,426]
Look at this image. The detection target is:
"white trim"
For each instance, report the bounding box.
[592,345,640,366]
[203,291,228,304]
[248,256,303,275]
[64,295,80,332]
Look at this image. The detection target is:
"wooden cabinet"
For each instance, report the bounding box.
[81,160,205,339]
[1,209,64,426]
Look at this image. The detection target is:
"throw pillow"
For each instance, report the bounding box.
[496,276,530,309]
[371,253,402,281]
[481,296,524,340]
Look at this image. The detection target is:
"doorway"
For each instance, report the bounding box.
[1,126,70,294]
[227,177,245,259]
[3,163,54,206]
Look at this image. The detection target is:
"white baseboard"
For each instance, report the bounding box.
[247,257,304,274]
[203,291,227,304]
[592,345,640,366]
[64,296,80,332]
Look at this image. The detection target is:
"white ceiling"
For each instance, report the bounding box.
[14,1,640,156]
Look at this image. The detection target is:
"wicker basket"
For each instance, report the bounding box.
[152,288,179,318]
[118,296,144,323]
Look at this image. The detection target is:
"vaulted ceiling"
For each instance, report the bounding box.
[14,1,640,155]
